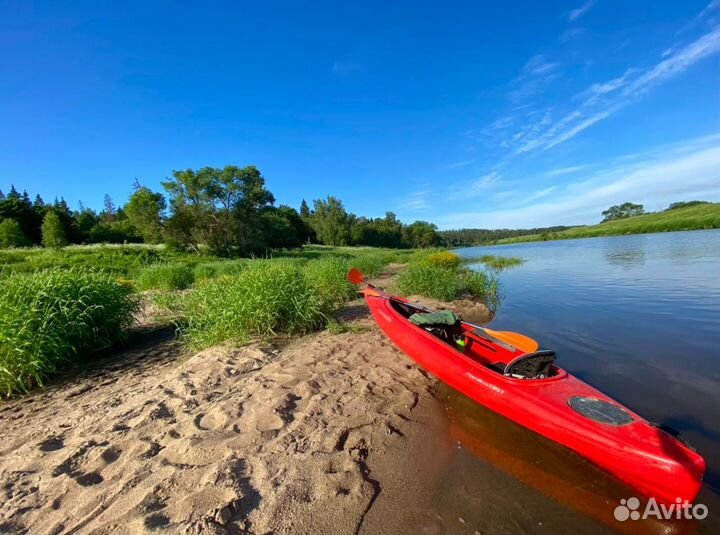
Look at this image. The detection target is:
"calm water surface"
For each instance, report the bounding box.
[429,230,720,535]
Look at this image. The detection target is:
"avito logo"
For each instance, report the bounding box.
[614,497,708,521]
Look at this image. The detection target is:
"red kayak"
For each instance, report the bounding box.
[348,269,705,505]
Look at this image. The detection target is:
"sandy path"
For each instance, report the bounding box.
[0,310,452,535]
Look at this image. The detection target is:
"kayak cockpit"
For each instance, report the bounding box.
[389,298,560,379]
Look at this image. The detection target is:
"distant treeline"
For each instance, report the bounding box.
[0,165,442,253]
[440,226,578,246]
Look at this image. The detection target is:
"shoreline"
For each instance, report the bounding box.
[454,226,720,249]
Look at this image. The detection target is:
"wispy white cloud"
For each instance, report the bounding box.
[583,69,636,98]
[559,27,586,42]
[678,0,719,34]
[545,164,592,177]
[509,55,560,101]
[621,27,720,97]
[450,171,502,200]
[568,0,596,22]
[445,159,474,169]
[434,136,720,229]
[469,171,501,193]
[525,186,558,202]
[499,25,720,156]
[397,190,430,211]
[544,109,614,149]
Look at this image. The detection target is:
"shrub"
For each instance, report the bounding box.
[0,219,30,248]
[0,268,139,396]
[136,263,195,291]
[423,251,462,270]
[393,263,458,301]
[180,260,333,349]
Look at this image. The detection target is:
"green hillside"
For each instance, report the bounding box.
[494,203,720,244]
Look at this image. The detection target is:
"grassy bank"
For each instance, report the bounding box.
[0,269,139,396]
[0,244,515,397]
[392,251,504,312]
[492,203,720,244]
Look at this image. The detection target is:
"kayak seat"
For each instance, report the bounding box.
[504,350,556,379]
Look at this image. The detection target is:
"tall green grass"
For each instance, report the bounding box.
[463,270,503,312]
[193,260,248,281]
[472,255,523,270]
[392,257,504,311]
[351,251,398,277]
[304,256,357,306]
[178,258,357,350]
[0,269,139,396]
[393,263,459,301]
[136,263,195,291]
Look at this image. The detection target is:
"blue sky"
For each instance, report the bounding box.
[1,0,719,229]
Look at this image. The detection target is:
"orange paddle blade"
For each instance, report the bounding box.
[347,267,366,285]
[484,328,539,353]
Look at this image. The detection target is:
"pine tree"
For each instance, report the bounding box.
[8,185,20,199]
[103,194,116,222]
[0,189,5,200]
[33,194,45,207]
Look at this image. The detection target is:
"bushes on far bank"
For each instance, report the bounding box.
[0,269,139,397]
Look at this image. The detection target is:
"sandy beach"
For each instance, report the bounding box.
[0,287,489,535]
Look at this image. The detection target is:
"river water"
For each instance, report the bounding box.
[430,230,720,535]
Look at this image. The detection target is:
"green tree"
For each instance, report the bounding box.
[0,189,42,243]
[0,219,30,248]
[74,208,100,243]
[601,202,645,223]
[259,206,307,250]
[7,185,20,200]
[666,200,710,211]
[402,221,440,248]
[162,165,275,255]
[310,196,352,245]
[124,185,166,243]
[41,211,68,248]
